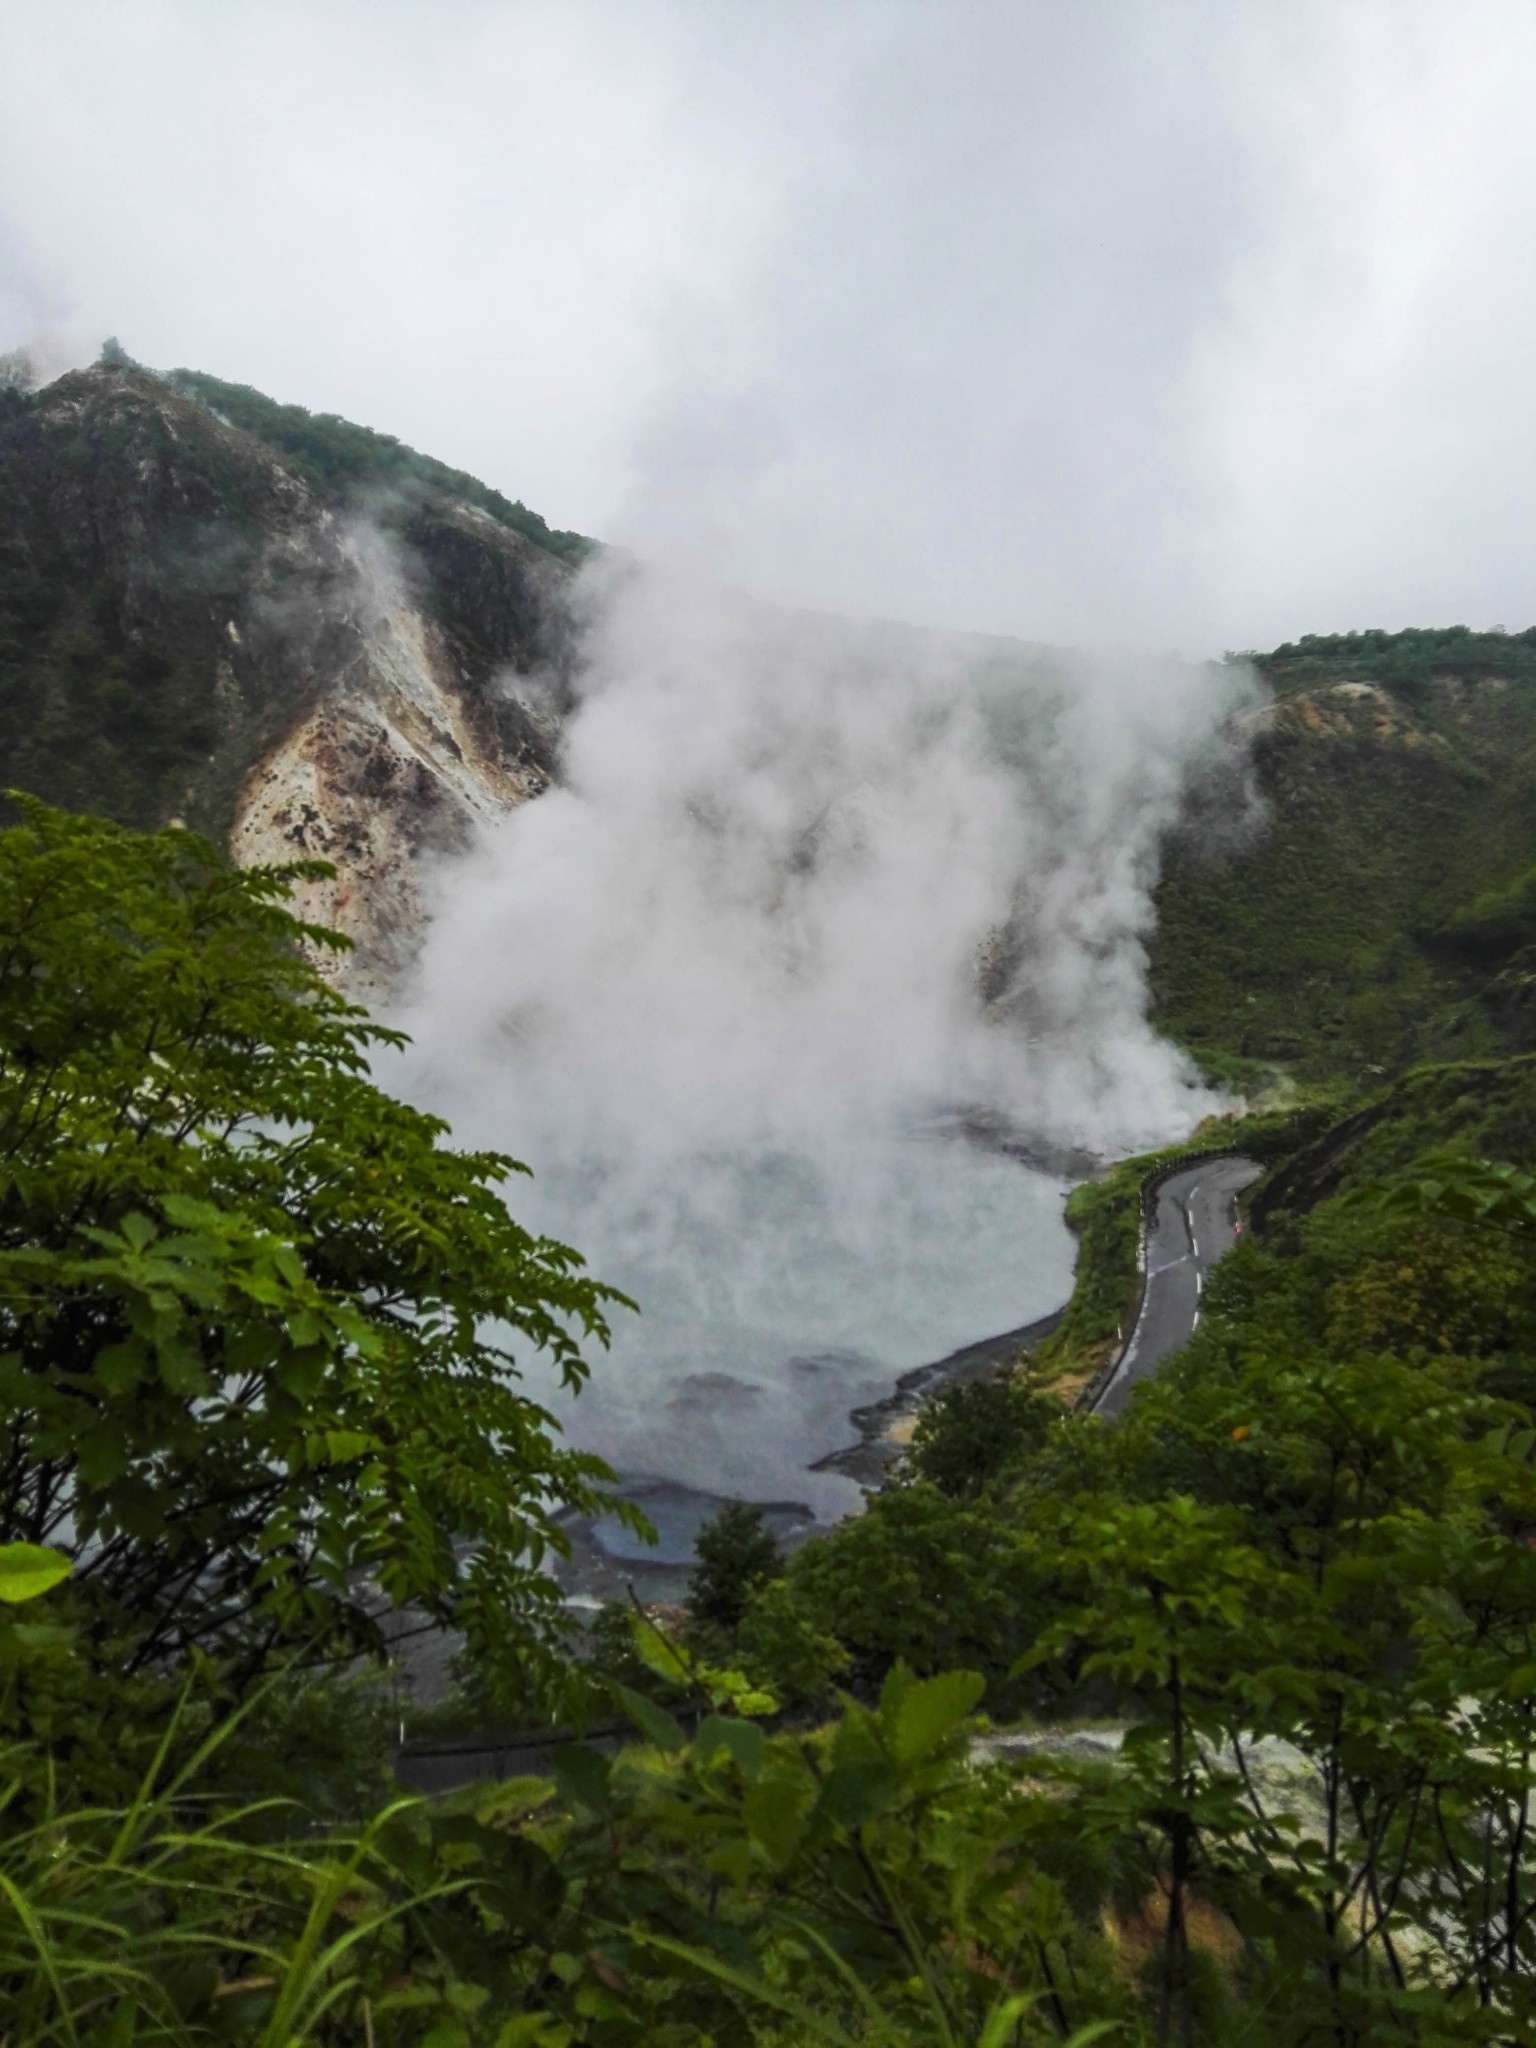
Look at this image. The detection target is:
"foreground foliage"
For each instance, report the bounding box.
[11,797,1536,2040]
[0,798,636,1715]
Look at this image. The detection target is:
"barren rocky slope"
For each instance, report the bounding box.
[0,365,580,994]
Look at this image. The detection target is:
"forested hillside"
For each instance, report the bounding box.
[1150,630,1536,1084]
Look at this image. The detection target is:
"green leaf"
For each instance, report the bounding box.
[614,1682,687,1753]
[711,1675,778,1717]
[1498,1660,1536,1700]
[154,1333,210,1396]
[818,1758,898,1828]
[317,1429,376,1466]
[889,1668,986,1763]
[977,1993,1048,2048]
[495,2018,572,2048]
[696,1713,766,1781]
[551,1745,612,1816]
[94,1340,147,1396]
[0,1542,70,1604]
[743,1767,813,1867]
[275,1347,328,1400]
[629,1609,694,1687]
[12,1622,75,1649]
[76,1424,131,1488]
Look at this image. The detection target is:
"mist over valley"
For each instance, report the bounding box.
[391,561,1256,1512]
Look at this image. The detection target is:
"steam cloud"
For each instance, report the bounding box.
[392,564,1258,1514]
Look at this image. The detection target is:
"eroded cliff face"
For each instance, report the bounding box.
[229,512,570,1000]
[0,366,579,991]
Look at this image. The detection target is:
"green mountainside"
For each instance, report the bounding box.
[4,348,1531,1071]
[1255,622,1536,696]
[1149,633,1536,1087]
[161,364,592,564]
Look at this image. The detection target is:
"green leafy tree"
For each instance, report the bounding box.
[0,798,638,1713]
[745,1145,1536,2038]
[1080,1211,1536,2040]
[1399,1427,1536,2029]
[1018,1495,1277,2047]
[759,1479,1048,1704]
[687,1500,782,1640]
[905,1370,1060,1498]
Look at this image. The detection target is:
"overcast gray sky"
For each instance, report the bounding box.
[3,0,1534,653]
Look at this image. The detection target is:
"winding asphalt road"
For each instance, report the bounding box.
[1091,1155,1263,1417]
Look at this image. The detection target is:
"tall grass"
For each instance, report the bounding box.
[0,1679,461,2046]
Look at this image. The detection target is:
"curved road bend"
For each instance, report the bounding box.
[1091,1155,1263,1418]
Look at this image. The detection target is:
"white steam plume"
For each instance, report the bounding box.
[392,563,1257,1514]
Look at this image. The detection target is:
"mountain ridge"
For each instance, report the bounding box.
[7,357,1536,1061]
[158,362,593,566]
[0,361,583,992]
